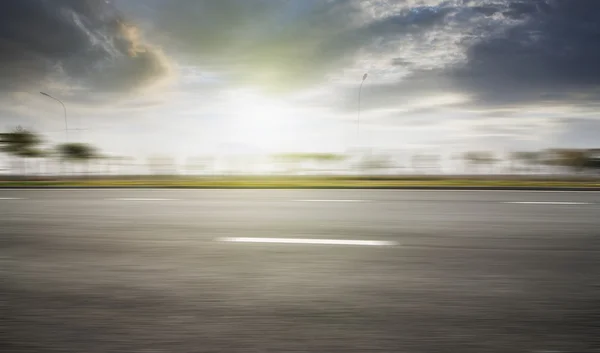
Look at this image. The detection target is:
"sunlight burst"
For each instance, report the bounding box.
[223,89,291,151]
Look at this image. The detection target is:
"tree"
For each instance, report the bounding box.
[463,151,497,174]
[541,149,587,174]
[0,126,43,176]
[356,154,393,175]
[510,151,541,173]
[57,143,98,177]
[583,149,600,172]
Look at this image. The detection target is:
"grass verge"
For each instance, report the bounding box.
[1,177,599,189]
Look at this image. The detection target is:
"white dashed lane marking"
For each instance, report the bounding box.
[294,199,368,203]
[108,198,180,201]
[217,237,398,247]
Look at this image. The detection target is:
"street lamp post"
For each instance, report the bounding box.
[357,73,368,149]
[40,92,68,142]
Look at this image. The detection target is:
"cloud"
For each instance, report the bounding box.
[141,1,504,106]
[0,0,172,96]
[7,0,599,110]
[143,0,494,91]
[452,0,600,108]
[307,0,600,120]
[4,0,600,153]
[146,0,366,91]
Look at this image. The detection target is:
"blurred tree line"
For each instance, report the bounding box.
[1,127,599,177]
[0,126,98,177]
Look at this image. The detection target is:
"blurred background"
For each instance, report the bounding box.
[1,127,599,180]
[2,1,600,185]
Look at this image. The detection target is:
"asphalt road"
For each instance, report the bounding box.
[3,190,600,353]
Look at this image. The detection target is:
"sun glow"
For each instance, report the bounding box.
[223,89,292,151]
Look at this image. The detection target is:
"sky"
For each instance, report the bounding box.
[1,0,600,159]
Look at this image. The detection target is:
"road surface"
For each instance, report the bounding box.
[3,189,600,352]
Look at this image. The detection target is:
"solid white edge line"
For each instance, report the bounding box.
[504,201,593,205]
[217,237,398,246]
[0,197,24,200]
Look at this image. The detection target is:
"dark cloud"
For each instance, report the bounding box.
[364,5,453,35]
[0,0,171,94]
[451,0,600,108]
[326,0,600,115]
